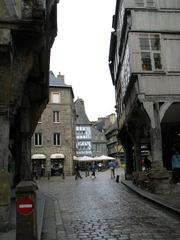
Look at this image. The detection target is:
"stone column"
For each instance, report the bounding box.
[121,135,134,180]
[20,134,32,181]
[0,106,11,231]
[143,102,163,167]
[127,123,142,172]
[0,107,9,170]
[150,103,163,167]
[143,102,171,193]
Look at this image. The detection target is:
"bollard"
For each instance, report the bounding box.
[116,175,120,183]
[16,181,38,240]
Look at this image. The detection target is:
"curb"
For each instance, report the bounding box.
[121,179,180,215]
[54,200,67,240]
[37,192,46,240]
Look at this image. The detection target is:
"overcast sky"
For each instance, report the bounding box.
[50,0,116,121]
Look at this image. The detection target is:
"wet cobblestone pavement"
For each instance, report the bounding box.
[38,169,180,240]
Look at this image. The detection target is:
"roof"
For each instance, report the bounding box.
[75,98,91,125]
[49,71,74,97]
[49,71,69,87]
[105,121,118,135]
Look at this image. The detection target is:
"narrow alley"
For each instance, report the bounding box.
[39,169,180,240]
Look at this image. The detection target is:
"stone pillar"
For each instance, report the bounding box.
[144,102,171,193]
[143,102,163,167]
[20,134,32,181]
[0,171,11,231]
[134,142,142,171]
[150,103,163,166]
[19,106,33,181]
[122,135,134,180]
[128,124,142,172]
[0,107,10,170]
[0,107,11,231]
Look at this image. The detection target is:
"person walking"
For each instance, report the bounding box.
[91,162,96,179]
[143,156,152,172]
[75,164,82,180]
[109,160,116,179]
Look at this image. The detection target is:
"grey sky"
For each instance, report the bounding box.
[50,0,116,121]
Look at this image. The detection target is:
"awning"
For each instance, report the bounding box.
[50,153,65,159]
[95,155,116,161]
[31,154,46,159]
[73,155,115,162]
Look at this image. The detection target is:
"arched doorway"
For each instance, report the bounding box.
[161,102,180,169]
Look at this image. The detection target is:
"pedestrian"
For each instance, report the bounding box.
[143,156,151,172]
[91,162,96,179]
[85,162,90,177]
[98,162,102,172]
[171,151,180,184]
[109,160,116,179]
[75,164,82,180]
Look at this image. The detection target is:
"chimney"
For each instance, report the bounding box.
[57,72,64,83]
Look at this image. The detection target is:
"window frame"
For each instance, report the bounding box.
[139,33,162,72]
[53,111,60,123]
[34,133,43,146]
[53,132,61,146]
[51,92,61,104]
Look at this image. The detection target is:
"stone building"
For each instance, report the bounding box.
[31,72,75,177]
[75,98,107,158]
[0,0,58,230]
[109,0,180,192]
[93,114,117,157]
[93,114,124,161]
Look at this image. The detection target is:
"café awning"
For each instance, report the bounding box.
[31,154,46,159]
[95,155,115,161]
[73,155,115,162]
[50,153,65,159]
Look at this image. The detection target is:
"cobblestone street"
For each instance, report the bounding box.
[38,169,180,240]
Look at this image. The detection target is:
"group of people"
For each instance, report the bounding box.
[74,160,117,180]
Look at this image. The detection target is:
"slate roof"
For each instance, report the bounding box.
[49,71,74,97]
[49,71,66,87]
[75,98,91,125]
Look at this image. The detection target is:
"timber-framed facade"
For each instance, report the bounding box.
[109,0,180,192]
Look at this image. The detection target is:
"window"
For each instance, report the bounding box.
[51,92,60,103]
[35,133,43,146]
[140,34,162,71]
[53,111,60,123]
[96,144,101,152]
[135,0,155,7]
[53,133,61,146]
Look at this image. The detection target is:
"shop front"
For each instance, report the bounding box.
[50,154,64,176]
[31,154,46,178]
